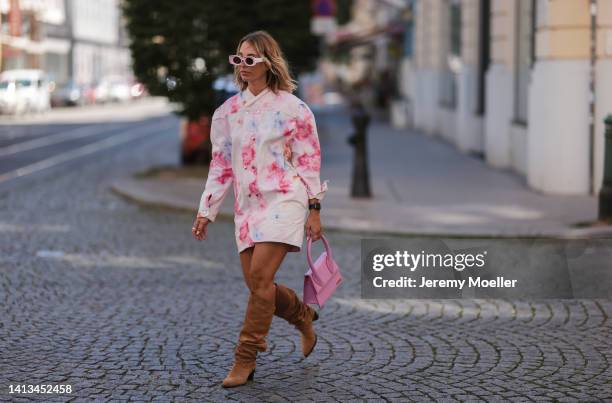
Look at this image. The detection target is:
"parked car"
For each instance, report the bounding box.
[50,79,88,107]
[81,83,97,105]
[0,69,51,115]
[94,75,132,104]
[109,78,131,103]
[92,80,110,104]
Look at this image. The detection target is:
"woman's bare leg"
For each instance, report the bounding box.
[248,242,290,299]
[239,246,254,290]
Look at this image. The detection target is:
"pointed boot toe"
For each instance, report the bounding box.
[304,332,318,358]
[300,306,318,358]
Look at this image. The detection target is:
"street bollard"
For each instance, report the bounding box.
[599,114,612,221]
[347,102,372,198]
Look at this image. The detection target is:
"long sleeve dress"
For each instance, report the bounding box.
[196,87,329,253]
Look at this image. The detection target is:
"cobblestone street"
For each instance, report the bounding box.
[1,116,611,402]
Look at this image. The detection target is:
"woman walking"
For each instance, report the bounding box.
[191,30,329,388]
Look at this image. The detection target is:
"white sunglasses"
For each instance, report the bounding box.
[229,55,266,66]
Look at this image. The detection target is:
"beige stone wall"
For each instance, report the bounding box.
[534,0,612,60]
[414,0,482,69]
[414,0,444,69]
[490,0,516,67]
[461,0,481,66]
[597,0,612,59]
[536,0,591,60]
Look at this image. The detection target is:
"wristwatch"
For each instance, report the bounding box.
[308,201,321,210]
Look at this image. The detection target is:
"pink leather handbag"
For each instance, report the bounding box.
[303,234,343,308]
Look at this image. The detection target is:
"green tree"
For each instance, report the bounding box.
[121,0,320,121]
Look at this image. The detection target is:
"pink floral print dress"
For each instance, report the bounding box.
[197,87,329,253]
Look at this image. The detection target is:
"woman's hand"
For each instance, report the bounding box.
[192,215,210,241]
[305,210,322,241]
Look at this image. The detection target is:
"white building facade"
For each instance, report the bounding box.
[69,0,131,85]
[0,0,131,85]
[402,0,612,196]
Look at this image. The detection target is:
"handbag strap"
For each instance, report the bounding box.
[306,234,335,284]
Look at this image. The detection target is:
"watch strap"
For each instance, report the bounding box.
[308,202,321,210]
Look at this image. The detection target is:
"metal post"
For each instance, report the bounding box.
[598,114,612,221]
[347,100,372,198]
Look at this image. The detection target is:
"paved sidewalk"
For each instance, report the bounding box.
[111,105,612,239]
[0,96,178,126]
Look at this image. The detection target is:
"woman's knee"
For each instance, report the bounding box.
[247,242,287,296]
[248,270,273,296]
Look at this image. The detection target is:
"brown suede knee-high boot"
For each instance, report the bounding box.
[273,282,319,357]
[222,291,276,388]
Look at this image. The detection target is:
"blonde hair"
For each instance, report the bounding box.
[233,30,298,94]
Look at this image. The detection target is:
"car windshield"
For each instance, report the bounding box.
[16,79,32,88]
[0,81,9,89]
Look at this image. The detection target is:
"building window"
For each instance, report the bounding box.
[514,0,535,125]
[439,0,462,109]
